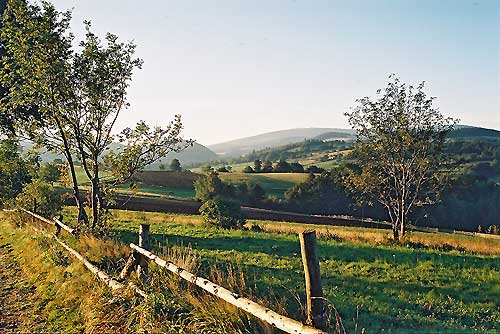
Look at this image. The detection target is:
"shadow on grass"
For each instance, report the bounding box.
[113,227,500,333]
[114,229,500,271]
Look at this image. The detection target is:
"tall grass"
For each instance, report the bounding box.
[0,213,290,333]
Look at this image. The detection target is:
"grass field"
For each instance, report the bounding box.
[115,183,196,199]
[219,172,309,198]
[68,168,306,199]
[58,208,500,333]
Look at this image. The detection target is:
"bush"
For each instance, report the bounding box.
[0,139,31,207]
[243,166,254,173]
[194,172,233,202]
[199,197,246,229]
[15,179,62,217]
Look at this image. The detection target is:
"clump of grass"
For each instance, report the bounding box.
[139,243,268,333]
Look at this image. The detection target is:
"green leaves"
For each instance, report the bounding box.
[344,75,457,239]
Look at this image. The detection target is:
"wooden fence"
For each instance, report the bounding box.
[15,209,330,334]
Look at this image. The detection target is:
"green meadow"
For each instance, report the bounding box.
[60,208,500,333]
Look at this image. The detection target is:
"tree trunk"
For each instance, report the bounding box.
[56,118,88,227]
[398,204,406,242]
[91,178,99,229]
[399,218,406,242]
[392,222,399,241]
[91,160,100,230]
[67,154,88,226]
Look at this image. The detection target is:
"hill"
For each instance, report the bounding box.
[21,141,218,167]
[208,128,354,157]
[314,131,355,141]
[145,142,219,168]
[449,126,500,139]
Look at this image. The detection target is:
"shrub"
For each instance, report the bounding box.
[15,179,62,217]
[243,166,254,173]
[199,197,245,229]
[194,172,231,201]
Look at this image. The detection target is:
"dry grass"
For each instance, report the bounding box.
[0,214,148,333]
[251,220,500,255]
[1,212,282,333]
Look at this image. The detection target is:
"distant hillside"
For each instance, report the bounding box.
[314,131,355,141]
[449,126,500,139]
[22,141,218,167]
[208,128,354,157]
[145,142,219,168]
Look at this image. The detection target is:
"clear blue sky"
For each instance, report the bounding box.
[51,0,499,145]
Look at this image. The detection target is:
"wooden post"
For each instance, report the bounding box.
[32,199,37,224]
[137,224,150,280]
[119,252,140,280]
[299,230,327,330]
[130,243,327,334]
[55,214,63,236]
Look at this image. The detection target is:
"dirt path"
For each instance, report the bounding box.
[0,237,45,333]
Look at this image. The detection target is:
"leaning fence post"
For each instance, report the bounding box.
[299,230,327,330]
[137,224,150,280]
[32,199,37,224]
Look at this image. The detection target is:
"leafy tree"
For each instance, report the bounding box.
[1,1,192,231]
[67,25,191,230]
[254,159,262,173]
[0,139,31,206]
[261,160,273,173]
[305,165,325,174]
[39,163,61,184]
[345,75,456,241]
[194,172,227,202]
[285,171,352,215]
[170,158,182,172]
[243,165,254,173]
[0,0,88,225]
[0,0,39,134]
[107,119,192,183]
[274,159,291,173]
[248,183,265,204]
[158,163,166,170]
[16,178,61,217]
[290,162,304,173]
[199,197,245,229]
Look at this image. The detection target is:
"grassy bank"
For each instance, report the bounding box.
[61,208,500,333]
[5,207,500,333]
[0,213,283,333]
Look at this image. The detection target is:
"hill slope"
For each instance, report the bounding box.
[22,141,218,166]
[208,128,354,157]
[449,126,500,139]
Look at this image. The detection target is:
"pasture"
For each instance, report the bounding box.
[59,208,500,333]
[113,172,309,199]
[219,172,309,198]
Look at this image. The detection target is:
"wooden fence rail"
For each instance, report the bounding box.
[19,208,76,235]
[16,208,328,333]
[19,209,147,298]
[129,242,327,334]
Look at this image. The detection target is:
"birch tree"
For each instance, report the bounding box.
[345,75,456,241]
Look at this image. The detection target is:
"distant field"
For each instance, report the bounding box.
[58,168,307,199]
[219,172,309,198]
[115,183,195,199]
[60,208,500,333]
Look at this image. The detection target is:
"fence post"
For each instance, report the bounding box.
[55,217,62,236]
[32,198,37,224]
[299,230,327,330]
[137,224,150,280]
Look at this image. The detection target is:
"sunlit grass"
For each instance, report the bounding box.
[58,207,500,333]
